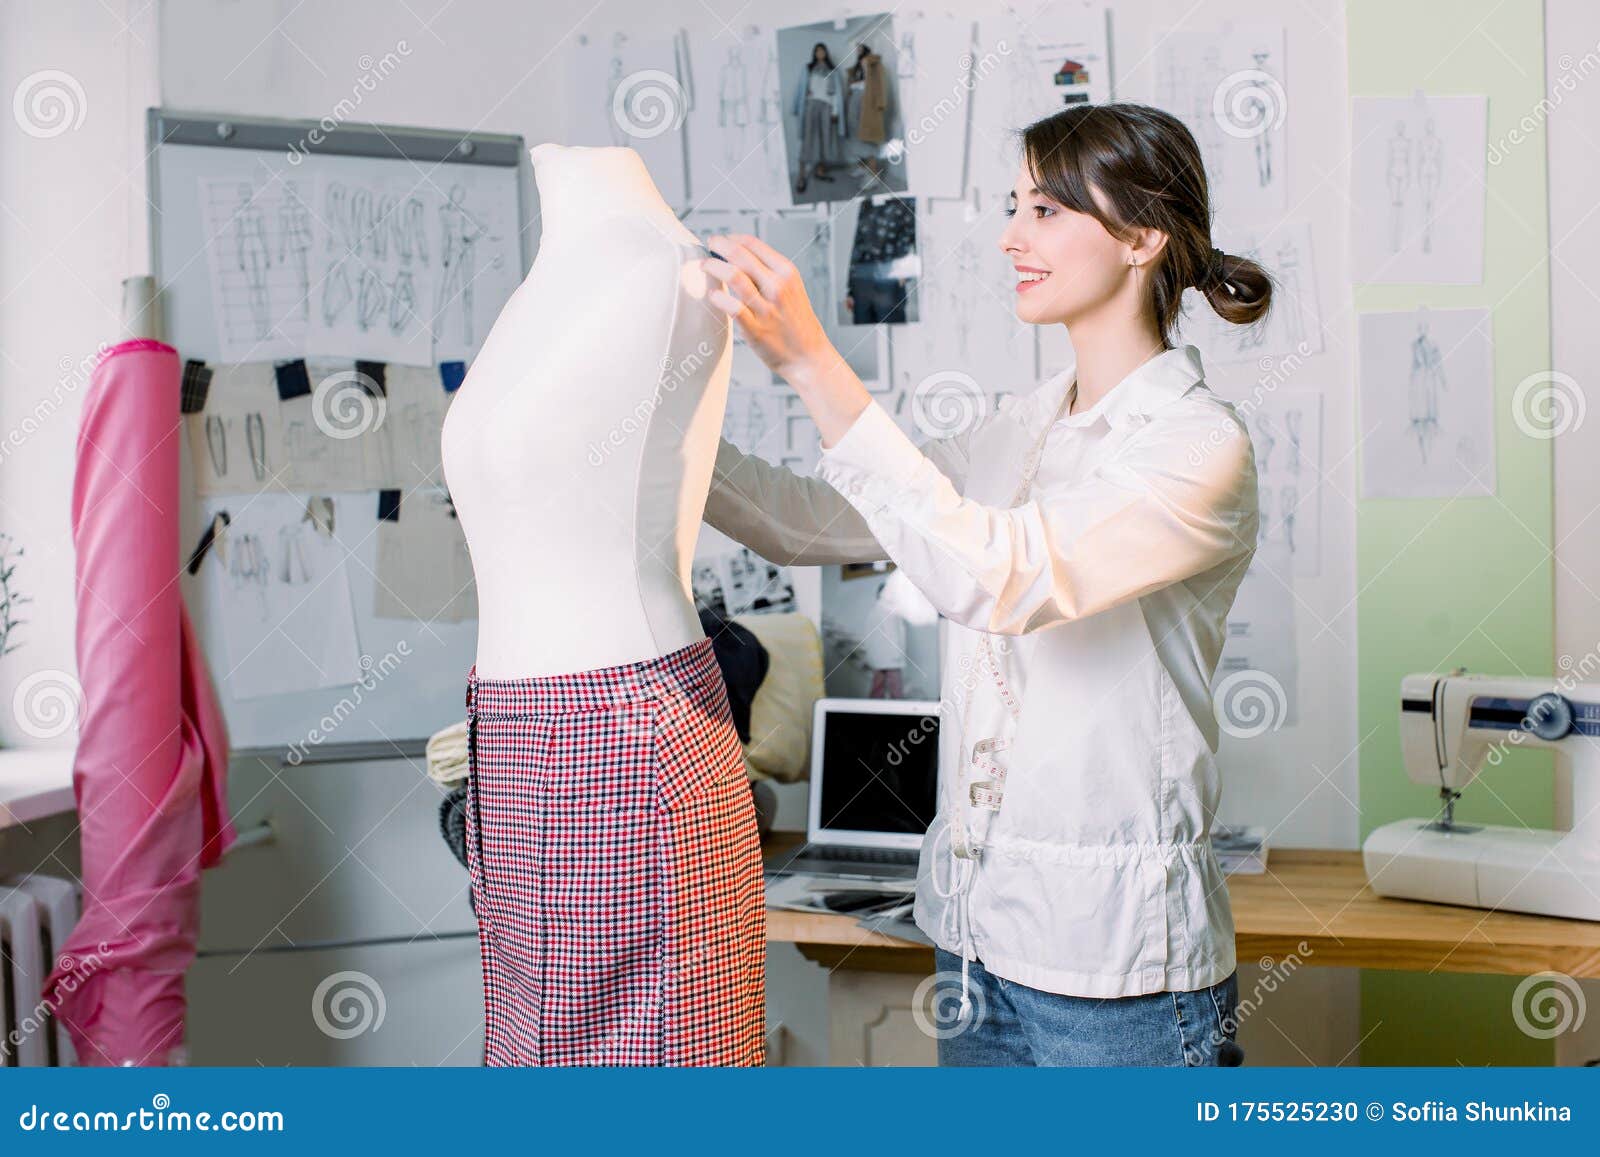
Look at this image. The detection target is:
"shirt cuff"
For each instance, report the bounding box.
[814,399,926,506]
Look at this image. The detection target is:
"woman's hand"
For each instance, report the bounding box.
[700,232,872,449]
[701,233,832,379]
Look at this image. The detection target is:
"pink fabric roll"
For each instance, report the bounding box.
[41,338,236,1066]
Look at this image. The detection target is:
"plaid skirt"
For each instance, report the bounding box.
[463,636,766,1066]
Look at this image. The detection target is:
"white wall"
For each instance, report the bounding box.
[0,0,157,746]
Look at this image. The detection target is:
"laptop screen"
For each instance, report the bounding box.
[814,704,940,844]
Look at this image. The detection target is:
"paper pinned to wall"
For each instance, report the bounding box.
[1351,94,1487,285]
[199,165,518,367]
[1243,388,1323,576]
[721,379,787,461]
[1156,20,1287,219]
[368,364,451,491]
[187,360,456,495]
[1358,306,1495,499]
[373,487,476,623]
[199,177,315,363]
[971,2,1111,191]
[306,175,436,366]
[684,25,790,210]
[205,492,363,700]
[691,545,797,618]
[275,359,379,492]
[898,12,977,200]
[186,363,285,496]
[569,28,689,207]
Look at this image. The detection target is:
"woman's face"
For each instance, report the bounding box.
[813,45,826,63]
[997,158,1130,328]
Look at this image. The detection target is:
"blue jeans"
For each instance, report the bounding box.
[930,948,1245,1067]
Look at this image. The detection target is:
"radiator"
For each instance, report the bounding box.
[0,875,79,1067]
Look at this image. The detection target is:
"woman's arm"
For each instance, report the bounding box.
[811,398,1260,636]
[704,436,881,565]
[704,428,977,566]
[697,232,1257,633]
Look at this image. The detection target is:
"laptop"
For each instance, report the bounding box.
[765,697,941,883]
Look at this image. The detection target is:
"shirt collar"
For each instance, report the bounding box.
[1027,344,1205,434]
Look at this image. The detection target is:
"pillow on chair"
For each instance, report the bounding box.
[732,611,823,785]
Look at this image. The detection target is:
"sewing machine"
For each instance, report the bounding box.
[1363,672,1600,921]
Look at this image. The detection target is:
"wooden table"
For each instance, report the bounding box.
[767,846,1600,979]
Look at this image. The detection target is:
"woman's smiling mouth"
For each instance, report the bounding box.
[1016,265,1051,292]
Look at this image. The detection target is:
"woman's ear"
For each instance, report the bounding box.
[1128,227,1170,268]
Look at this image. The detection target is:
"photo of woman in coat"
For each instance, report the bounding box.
[844,41,889,181]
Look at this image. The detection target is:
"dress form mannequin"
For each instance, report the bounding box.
[446,147,762,1067]
[441,143,732,678]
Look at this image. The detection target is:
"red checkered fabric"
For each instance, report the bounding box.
[463,636,765,1066]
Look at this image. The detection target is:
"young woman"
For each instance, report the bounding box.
[700,102,1270,1067]
[791,42,842,194]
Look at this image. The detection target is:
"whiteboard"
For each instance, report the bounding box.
[149,109,528,756]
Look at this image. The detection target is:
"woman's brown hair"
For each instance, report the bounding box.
[1018,102,1272,346]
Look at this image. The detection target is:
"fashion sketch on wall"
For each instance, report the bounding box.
[1350,94,1486,284]
[1358,306,1495,499]
[778,14,908,205]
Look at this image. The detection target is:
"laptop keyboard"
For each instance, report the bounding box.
[784,844,919,869]
[840,846,919,865]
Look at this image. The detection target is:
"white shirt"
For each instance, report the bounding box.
[704,344,1259,997]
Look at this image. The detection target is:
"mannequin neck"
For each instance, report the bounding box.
[530,143,691,246]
